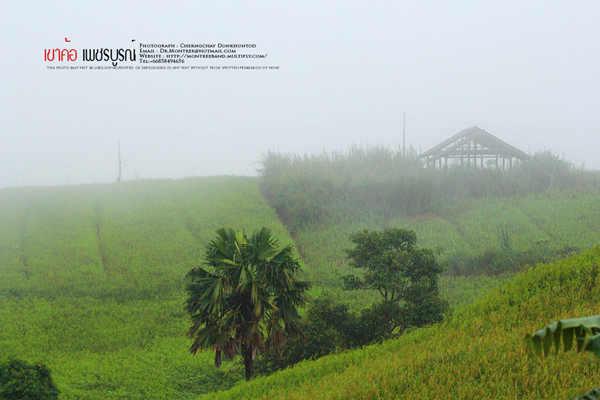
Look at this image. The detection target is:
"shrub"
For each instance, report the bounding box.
[0,357,59,400]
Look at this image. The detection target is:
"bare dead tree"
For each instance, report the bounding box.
[117,140,127,183]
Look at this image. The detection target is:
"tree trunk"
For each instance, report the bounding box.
[242,343,254,381]
[384,309,392,336]
[214,350,222,368]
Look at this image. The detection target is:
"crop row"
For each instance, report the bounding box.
[0,177,291,399]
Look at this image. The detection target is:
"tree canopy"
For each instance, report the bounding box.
[344,228,447,336]
[184,227,311,381]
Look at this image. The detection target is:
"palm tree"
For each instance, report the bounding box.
[184,227,311,381]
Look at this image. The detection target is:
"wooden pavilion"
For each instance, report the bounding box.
[418,126,531,169]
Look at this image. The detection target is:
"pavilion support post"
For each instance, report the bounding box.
[480,142,484,168]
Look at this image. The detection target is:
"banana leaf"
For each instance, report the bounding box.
[525,315,600,357]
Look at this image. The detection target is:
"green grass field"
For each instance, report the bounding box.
[2,172,600,398]
[0,177,294,399]
[288,191,600,311]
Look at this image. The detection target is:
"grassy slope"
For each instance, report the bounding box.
[0,176,295,399]
[291,191,600,309]
[200,246,600,400]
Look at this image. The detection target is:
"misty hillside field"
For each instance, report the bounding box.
[0,177,293,399]
[1,150,600,399]
[260,149,600,308]
[200,247,600,400]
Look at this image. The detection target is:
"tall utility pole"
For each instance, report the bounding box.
[403,113,406,158]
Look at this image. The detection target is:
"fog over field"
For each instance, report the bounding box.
[1,1,599,188]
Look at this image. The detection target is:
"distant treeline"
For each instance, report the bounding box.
[259,146,600,232]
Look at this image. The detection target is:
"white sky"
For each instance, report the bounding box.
[1,1,599,188]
